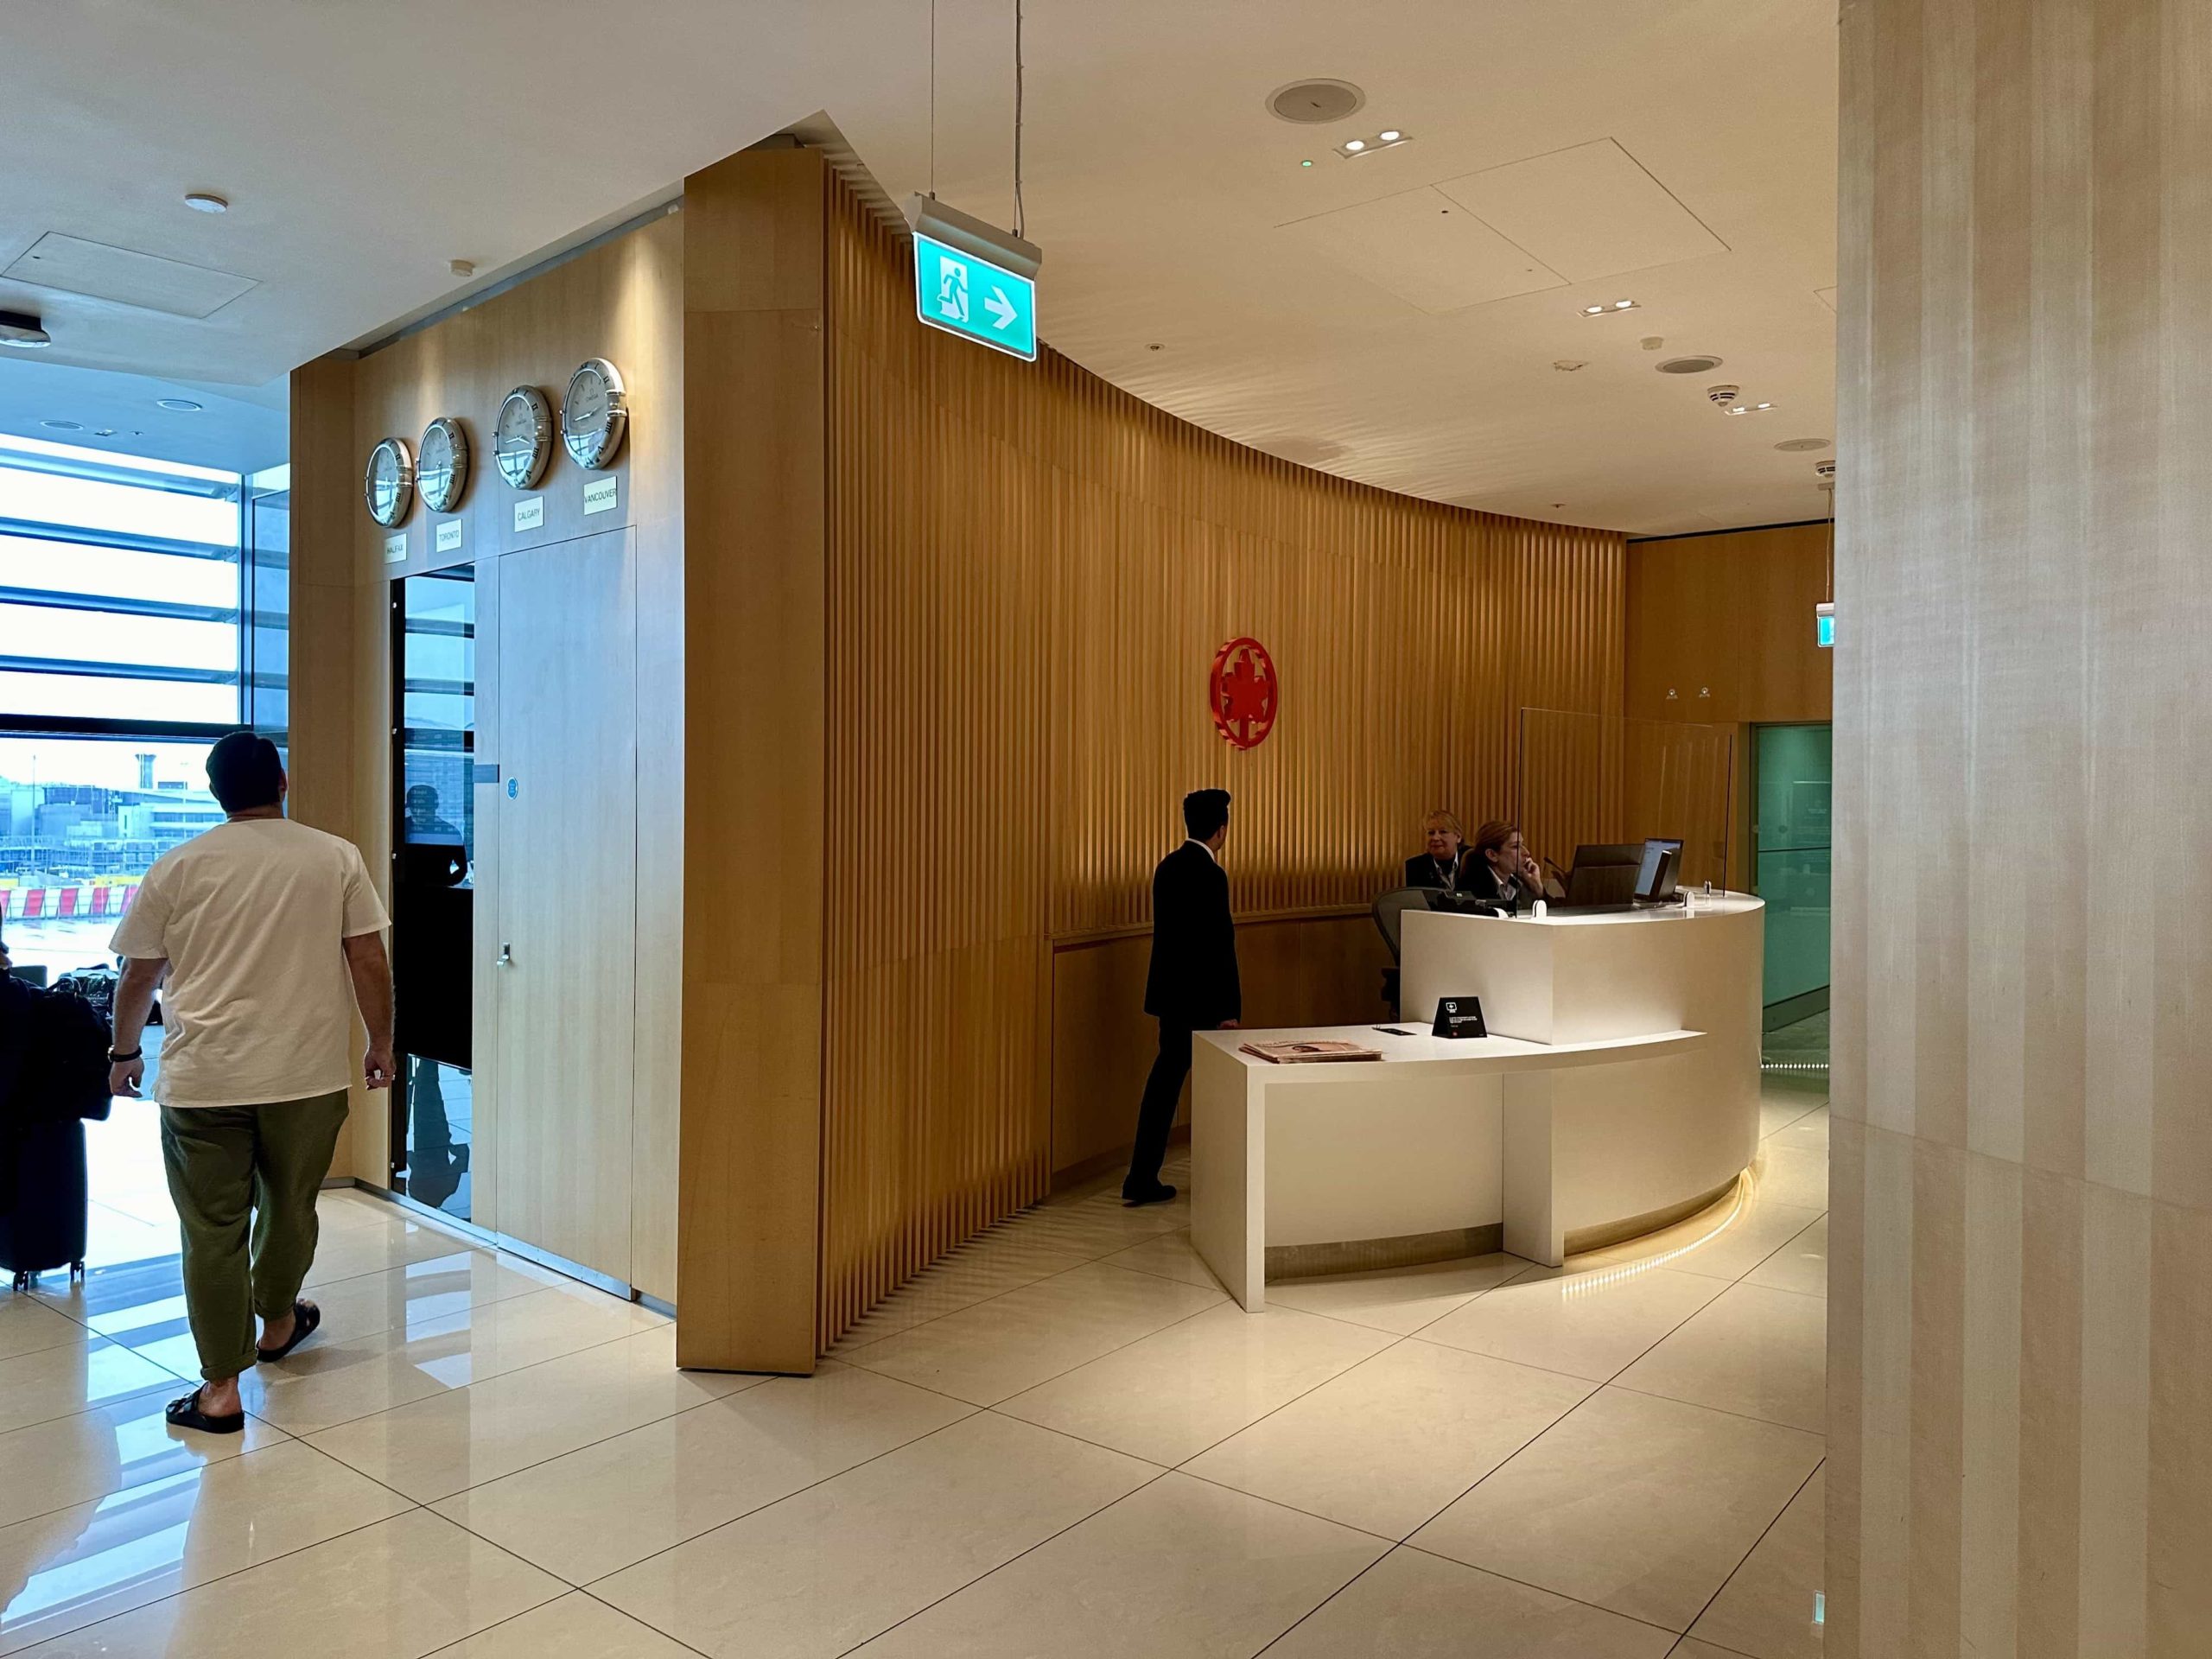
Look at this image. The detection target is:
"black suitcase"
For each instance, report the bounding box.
[0,1116,88,1293]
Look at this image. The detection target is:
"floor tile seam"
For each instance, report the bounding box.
[431,1395,993,1585]
[280,1319,702,1441]
[314,1367,779,1508]
[976,1309,1404,1476]
[1166,1465,1406,1548]
[539,1397,1007,1593]
[1719,1211,1828,1287]
[296,1240,509,1297]
[18,1296,105,1338]
[1392,1538,1699,1638]
[1247,1543,1401,1656]
[1673,1455,1827,1649]
[251,1268,591,1357]
[0,1424,310,1536]
[1394,1332,1612,1391]
[826,1248,1210,1359]
[0,1325,118,1366]
[0,1491,435,1651]
[837,1274,1232,1405]
[817,1467,1190,1659]
[0,1370,219,1442]
[1599,1378,1828,1440]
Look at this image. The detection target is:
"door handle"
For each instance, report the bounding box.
[496,944,512,968]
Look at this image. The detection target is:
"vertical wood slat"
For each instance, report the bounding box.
[816,176,1628,1350]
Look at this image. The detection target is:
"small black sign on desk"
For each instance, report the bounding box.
[1432,995,1487,1039]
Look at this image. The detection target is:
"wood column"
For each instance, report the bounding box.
[675,145,829,1373]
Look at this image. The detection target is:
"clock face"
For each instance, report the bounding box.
[560,358,627,470]
[418,417,470,514]
[364,436,415,528]
[494,385,552,491]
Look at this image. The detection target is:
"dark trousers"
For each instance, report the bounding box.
[1125,1021,1193,1195]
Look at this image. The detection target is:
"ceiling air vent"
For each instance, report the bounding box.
[1268,79,1365,124]
[1656,355,1724,375]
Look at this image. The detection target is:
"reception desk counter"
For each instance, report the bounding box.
[1192,894,1762,1310]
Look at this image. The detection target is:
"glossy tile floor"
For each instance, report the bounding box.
[2,1076,1829,1657]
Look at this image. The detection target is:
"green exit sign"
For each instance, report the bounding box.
[1815,602,1834,648]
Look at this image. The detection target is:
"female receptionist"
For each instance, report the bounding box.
[1404,810,1469,890]
[1462,820,1555,910]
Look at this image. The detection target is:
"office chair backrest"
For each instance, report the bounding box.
[1371,887,1430,963]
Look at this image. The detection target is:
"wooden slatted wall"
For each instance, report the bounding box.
[819,174,1626,1347]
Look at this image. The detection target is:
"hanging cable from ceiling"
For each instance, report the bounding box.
[1013,0,1027,237]
[928,0,938,200]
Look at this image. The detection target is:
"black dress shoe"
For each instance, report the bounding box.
[1122,1181,1178,1207]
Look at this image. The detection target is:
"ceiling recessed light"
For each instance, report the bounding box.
[93,428,117,437]
[1611,299,1635,309]
[1378,130,1402,143]
[1300,158,1313,168]
[0,309,51,348]
[183,192,230,214]
[156,397,203,412]
[1343,139,1366,152]
[1582,299,1640,316]
[41,419,83,431]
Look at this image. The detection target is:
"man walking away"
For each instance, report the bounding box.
[1123,788,1240,1206]
[107,732,395,1434]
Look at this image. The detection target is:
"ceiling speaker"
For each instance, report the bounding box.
[1267,79,1365,124]
[1656,355,1724,375]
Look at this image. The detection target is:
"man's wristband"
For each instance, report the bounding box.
[107,1046,143,1063]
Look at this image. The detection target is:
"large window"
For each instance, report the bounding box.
[0,435,263,979]
[0,435,245,727]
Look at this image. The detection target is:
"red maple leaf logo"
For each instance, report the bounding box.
[1210,639,1278,749]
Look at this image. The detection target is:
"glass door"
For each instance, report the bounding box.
[390,567,475,1219]
[1752,722,1832,1066]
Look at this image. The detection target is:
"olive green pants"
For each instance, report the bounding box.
[159,1091,350,1382]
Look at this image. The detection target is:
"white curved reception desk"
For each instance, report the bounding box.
[1191,894,1763,1311]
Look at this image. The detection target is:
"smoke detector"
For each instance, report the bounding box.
[1815,458,1836,489]
[1267,79,1365,124]
[1705,384,1742,406]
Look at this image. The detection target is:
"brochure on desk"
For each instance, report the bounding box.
[1239,1039,1385,1064]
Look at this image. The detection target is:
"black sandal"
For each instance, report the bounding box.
[165,1387,245,1435]
[256,1300,321,1363]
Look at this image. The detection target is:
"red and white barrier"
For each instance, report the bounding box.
[0,884,137,922]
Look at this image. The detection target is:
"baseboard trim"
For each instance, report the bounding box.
[1267,1223,1505,1282]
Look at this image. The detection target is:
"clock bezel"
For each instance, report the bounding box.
[560,357,628,471]
[418,416,471,514]
[493,385,554,492]
[364,436,416,528]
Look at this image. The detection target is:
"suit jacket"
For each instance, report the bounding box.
[1143,841,1241,1029]
[1403,853,1463,891]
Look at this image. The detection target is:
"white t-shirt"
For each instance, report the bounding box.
[110,817,390,1108]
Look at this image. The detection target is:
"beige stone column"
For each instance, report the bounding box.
[1832,0,2212,1650]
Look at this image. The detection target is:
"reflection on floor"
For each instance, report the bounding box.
[0,1075,1830,1657]
[1762,1007,1829,1072]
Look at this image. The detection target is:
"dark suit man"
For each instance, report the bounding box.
[1124,788,1240,1205]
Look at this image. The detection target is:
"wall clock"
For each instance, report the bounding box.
[493,385,553,490]
[364,436,415,528]
[560,357,628,470]
[418,416,470,514]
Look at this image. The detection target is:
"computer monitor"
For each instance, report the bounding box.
[1564,844,1643,907]
[1634,837,1684,903]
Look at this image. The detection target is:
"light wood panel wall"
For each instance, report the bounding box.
[817,172,1627,1347]
[1625,523,1833,726]
[292,210,684,1295]
[1832,0,2212,1650]
[285,353,365,1179]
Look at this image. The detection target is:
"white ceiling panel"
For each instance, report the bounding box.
[1277,186,1563,316]
[1435,140,1728,283]
[3,232,258,320]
